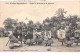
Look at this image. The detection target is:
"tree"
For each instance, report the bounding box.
[56,8,67,20]
[50,16,60,27]
[70,15,78,29]
[3,18,17,31]
[43,17,50,24]
[0,27,9,37]
[18,22,26,26]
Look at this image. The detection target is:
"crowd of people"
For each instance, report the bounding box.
[8,25,53,49]
[6,18,80,49]
[7,22,80,49]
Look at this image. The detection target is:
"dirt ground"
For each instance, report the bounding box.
[0,37,80,52]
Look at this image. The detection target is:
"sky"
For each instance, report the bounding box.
[0,1,80,27]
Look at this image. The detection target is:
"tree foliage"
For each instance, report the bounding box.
[3,18,17,31]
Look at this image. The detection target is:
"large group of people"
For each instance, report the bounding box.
[8,24,80,49]
[8,25,53,49]
[7,20,80,49]
[57,22,80,47]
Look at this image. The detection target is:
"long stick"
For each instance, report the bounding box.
[6,39,10,46]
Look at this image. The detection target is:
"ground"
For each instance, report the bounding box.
[0,37,80,52]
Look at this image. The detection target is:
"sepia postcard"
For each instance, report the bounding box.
[0,1,80,52]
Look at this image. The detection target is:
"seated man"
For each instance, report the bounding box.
[8,32,21,49]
